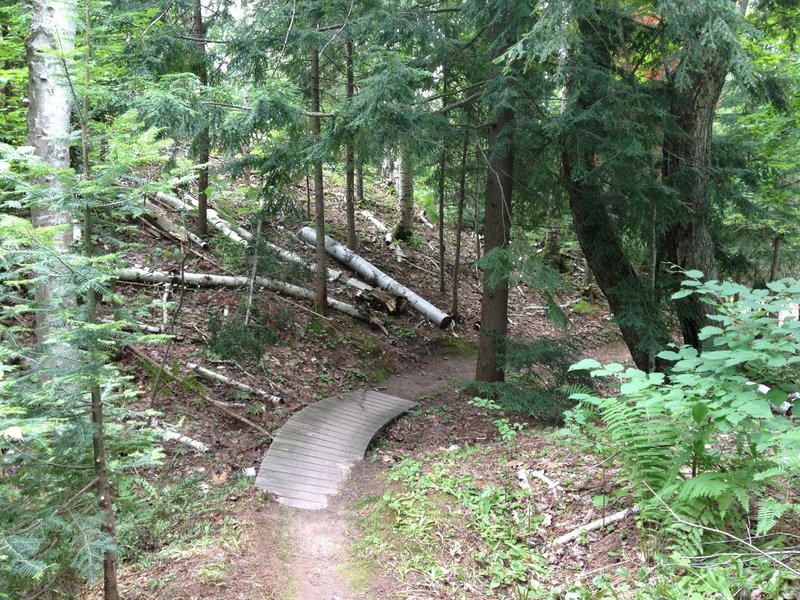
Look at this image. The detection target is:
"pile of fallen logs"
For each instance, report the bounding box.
[124,184,452,330]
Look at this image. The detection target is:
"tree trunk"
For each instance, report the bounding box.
[437,72,448,293]
[475,107,514,383]
[310,45,327,313]
[564,152,668,372]
[345,40,357,250]
[769,233,784,283]
[394,148,414,240]
[193,0,209,237]
[451,133,469,318]
[79,21,119,591]
[27,0,77,347]
[559,14,670,371]
[662,53,727,348]
[356,164,364,203]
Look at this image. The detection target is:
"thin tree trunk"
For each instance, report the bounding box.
[475,107,514,383]
[27,0,76,346]
[451,133,469,318]
[310,45,327,313]
[769,233,784,282]
[345,39,357,250]
[395,148,414,240]
[473,139,481,259]
[79,12,119,593]
[193,0,209,237]
[356,164,364,203]
[437,72,448,293]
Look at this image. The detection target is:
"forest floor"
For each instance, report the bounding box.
[85,173,639,599]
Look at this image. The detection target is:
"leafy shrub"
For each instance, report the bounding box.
[568,276,800,555]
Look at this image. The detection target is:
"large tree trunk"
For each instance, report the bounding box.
[394,148,414,240]
[310,45,327,313]
[662,55,727,348]
[564,152,668,371]
[561,14,670,371]
[475,107,514,383]
[27,0,76,347]
[193,0,209,237]
[345,39,357,250]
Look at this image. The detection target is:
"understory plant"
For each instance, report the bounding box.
[568,275,800,561]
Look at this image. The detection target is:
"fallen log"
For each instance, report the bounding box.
[202,395,273,437]
[551,507,639,547]
[149,419,210,452]
[298,227,452,328]
[116,267,370,323]
[154,191,246,244]
[416,210,434,229]
[154,191,342,282]
[360,210,393,244]
[188,362,282,405]
[143,198,208,250]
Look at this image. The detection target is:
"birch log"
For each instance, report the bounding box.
[155,191,245,243]
[143,198,208,249]
[297,227,452,328]
[360,210,393,244]
[153,191,341,281]
[116,267,369,323]
[551,507,639,547]
[188,362,282,405]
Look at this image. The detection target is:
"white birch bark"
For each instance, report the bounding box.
[27,0,77,346]
[116,268,370,323]
[297,227,452,328]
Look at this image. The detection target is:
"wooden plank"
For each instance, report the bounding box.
[268,439,358,462]
[281,410,383,434]
[262,476,340,496]
[342,390,410,410]
[256,389,415,510]
[280,497,327,510]
[259,463,343,483]
[297,401,388,424]
[263,447,348,471]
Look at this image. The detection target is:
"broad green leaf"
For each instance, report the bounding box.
[569,358,602,371]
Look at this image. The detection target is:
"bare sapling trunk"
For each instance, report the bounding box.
[437,149,446,293]
[451,133,469,318]
[27,0,77,347]
[437,71,448,294]
[310,45,327,313]
[395,148,414,240]
[345,39,357,250]
[356,164,364,203]
[78,11,119,593]
[194,0,209,237]
[769,233,784,282]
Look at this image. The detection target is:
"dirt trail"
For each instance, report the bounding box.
[282,355,476,600]
[279,342,631,600]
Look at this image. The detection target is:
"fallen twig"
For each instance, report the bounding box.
[551,507,639,547]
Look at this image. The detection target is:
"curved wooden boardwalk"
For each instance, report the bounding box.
[256,389,416,510]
